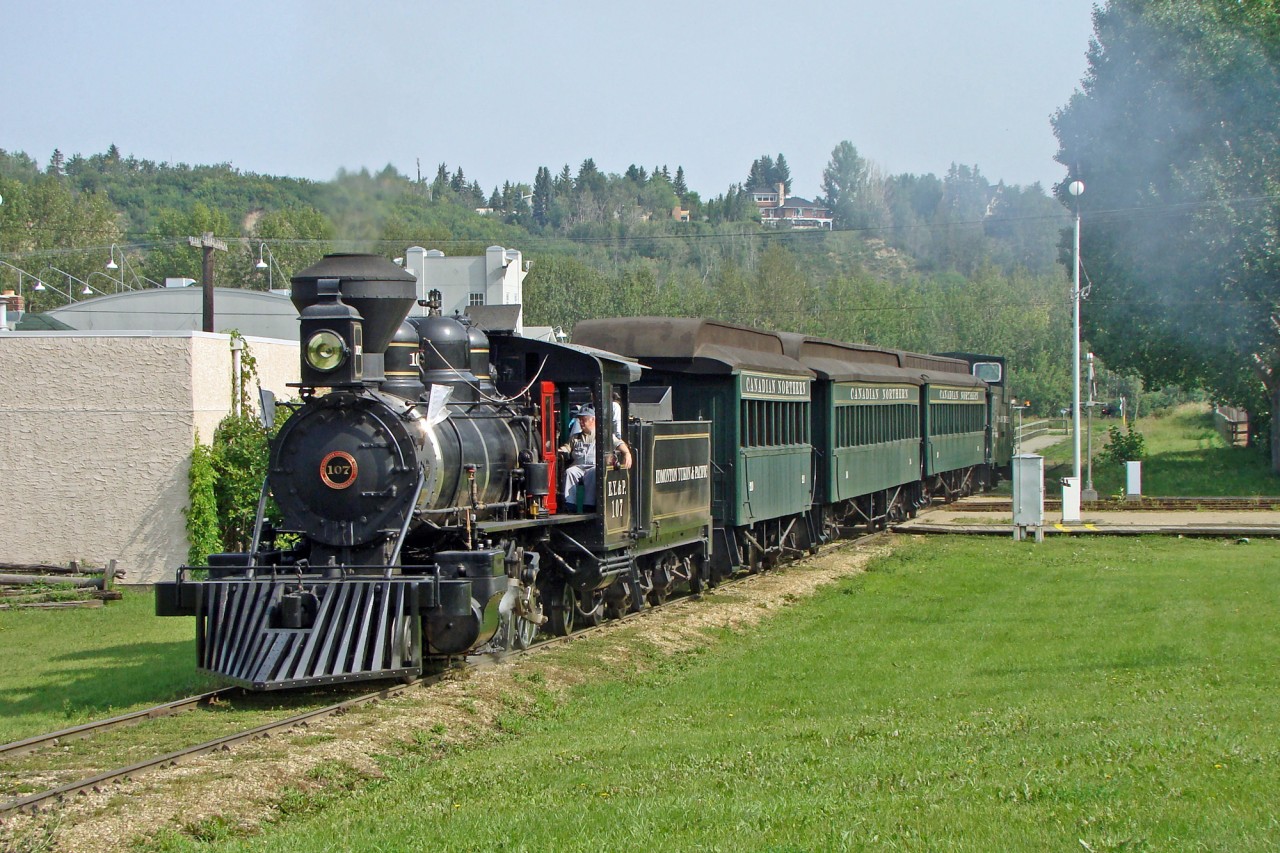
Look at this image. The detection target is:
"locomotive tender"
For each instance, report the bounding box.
[157,254,1010,690]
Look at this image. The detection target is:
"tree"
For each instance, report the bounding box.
[143,203,234,283]
[532,166,553,227]
[432,163,450,198]
[575,158,606,197]
[1052,0,1280,470]
[745,156,773,190]
[251,205,334,289]
[774,153,792,195]
[820,141,887,231]
[672,166,688,201]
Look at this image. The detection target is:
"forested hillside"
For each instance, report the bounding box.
[1,141,1089,414]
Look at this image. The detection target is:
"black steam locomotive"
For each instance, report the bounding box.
[158,254,1010,691]
[156,255,713,689]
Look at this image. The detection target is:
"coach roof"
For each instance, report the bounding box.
[573,317,813,378]
[777,332,926,385]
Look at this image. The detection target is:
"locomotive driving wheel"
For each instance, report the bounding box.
[513,603,540,650]
[544,580,575,637]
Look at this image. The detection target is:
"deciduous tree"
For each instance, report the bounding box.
[1052,0,1280,468]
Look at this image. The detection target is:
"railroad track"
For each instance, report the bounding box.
[0,679,430,819]
[0,688,242,761]
[0,530,887,821]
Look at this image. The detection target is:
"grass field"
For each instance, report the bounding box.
[0,593,212,744]
[1041,404,1278,497]
[145,536,1280,852]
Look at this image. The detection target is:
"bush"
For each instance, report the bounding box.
[184,334,284,560]
[186,435,222,565]
[211,414,272,552]
[1100,423,1146,464]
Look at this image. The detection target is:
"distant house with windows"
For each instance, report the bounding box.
[752,182,833,230]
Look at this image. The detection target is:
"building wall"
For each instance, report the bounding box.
[0,331,299,585]
[403,245,527,332]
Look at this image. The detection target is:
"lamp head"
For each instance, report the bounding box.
[1067,180,1085,197]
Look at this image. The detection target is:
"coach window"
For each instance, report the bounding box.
[974,362,1002,383]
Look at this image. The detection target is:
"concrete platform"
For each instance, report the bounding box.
[894,505,1280,538]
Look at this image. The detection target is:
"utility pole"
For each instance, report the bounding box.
[188,232,227,332]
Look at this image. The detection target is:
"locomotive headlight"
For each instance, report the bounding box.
[305,330,348,372]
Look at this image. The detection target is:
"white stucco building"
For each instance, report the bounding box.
[0,332,299,585]
[402,245,529,333]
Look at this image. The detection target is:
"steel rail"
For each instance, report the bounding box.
[1,528,890,820]
[0,688,242,760]
[0,678,439,818]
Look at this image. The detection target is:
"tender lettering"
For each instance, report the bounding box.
[654,464,711,484]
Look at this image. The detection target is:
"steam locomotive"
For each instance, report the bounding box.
[157,254,1010,690]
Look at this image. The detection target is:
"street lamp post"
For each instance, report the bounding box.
[43,267,101,302]
[1011,401,1029,455]
[1068,179,1085,486]
[1084,352,1097,501]
[255,242,281,290]
[106,245,124,292]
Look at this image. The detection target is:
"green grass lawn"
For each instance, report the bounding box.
[0,592,214,743]
[1042,404,1278,497]
[155,536,1280,852]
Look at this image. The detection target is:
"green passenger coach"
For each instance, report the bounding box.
[937,352,1014,484]
[779,333,927,531]
[904,351,992,497]
[572,318,817,578]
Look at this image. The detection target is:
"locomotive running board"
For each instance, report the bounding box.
[195,578,421,690]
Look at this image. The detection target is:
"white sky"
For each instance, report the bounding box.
[3,1,1096,199]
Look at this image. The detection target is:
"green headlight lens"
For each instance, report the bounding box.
[305,330,348,371]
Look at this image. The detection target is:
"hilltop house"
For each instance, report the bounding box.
[753,182,833,230]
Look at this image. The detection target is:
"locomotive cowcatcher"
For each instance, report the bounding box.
[156,254,712,689]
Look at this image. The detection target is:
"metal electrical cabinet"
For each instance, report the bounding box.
[1011,454,1045,542]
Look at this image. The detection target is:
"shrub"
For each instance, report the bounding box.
[185,334,284,560]
[211,414,272,552]
[1100,423,1145,464]
[186,434,222,565]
